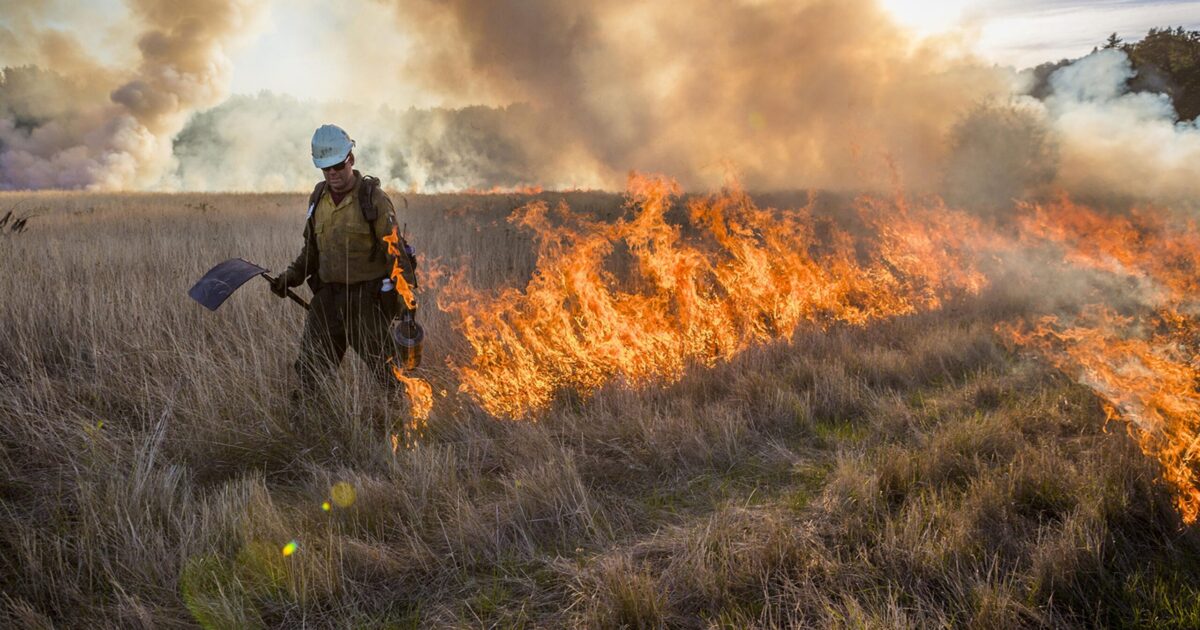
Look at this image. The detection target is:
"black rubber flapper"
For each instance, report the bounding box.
[188,258,268,311]
[188,257,310,311]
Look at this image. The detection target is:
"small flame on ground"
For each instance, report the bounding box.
[390,362,432,448]
[383,225,433,448]
[462,184,545,195]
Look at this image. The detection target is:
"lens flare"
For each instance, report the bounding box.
[330,482,356,508]
[281,540,298,557]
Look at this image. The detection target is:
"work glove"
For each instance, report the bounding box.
[380,278,408,318]
[381,277,400,316]
[270,269,303,298]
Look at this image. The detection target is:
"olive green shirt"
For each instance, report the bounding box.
[286,172,416,288]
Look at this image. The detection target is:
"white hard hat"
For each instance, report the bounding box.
[311,124,355,169]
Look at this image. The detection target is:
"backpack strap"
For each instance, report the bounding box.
[306,181,326,232]
[303,181,327,293]
[358,174,382,262]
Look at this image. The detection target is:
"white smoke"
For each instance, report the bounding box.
[166,93,587,192]
[0,0,266,191]
[1039,48,1200,203]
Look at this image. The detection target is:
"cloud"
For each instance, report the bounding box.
[977,0,1200,68]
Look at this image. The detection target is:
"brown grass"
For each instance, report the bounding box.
[0,190,1198,628]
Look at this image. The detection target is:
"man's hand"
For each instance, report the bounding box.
[379,278,419,319]
[270,270,303,297]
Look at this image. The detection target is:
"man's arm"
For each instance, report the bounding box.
[287,221,319,280]
[271,222,318,297]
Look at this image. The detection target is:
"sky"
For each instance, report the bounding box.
[968,0,1200,66]
[226,0,1200,101]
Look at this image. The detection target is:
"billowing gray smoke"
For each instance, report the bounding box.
[383,0,1013,192]
[0,0,265,190]
[4,0,1015,192]
[942,102,1059,215]
[5,0,1200,203]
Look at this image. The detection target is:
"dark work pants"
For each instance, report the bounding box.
[295,280,397,390]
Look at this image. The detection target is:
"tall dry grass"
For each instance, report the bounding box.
[0,189,1197,628]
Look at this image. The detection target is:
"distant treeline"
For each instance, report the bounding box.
[1029,26,1200,121]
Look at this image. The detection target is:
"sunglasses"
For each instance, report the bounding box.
[322,158,350,173]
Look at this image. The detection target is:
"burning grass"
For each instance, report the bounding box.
[1,185,1199,627]
[1000,197,1200,524]
[440,174,989,419]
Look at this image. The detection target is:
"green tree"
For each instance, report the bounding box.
[1025,27,1200,122]
[1125,26,1200,121]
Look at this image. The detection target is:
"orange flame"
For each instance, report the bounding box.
[382,227,418,311]
[1000,307,1200,523]
[383,225,431,447]
[439,172,988,418]
[390,361,433,447]
[1001,196,1200,523]
[435,177,1200,523]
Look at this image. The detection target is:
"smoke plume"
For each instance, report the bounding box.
[167,93,575,191]
[6,0,1200,203]
[0,0,265,190]
[383,0,1014,192]
[941,101,1059,216]
[1037,48,1200,204]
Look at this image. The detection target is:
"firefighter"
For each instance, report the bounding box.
[270,124,417,397]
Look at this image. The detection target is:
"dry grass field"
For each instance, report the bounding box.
[1,187,1199,629]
